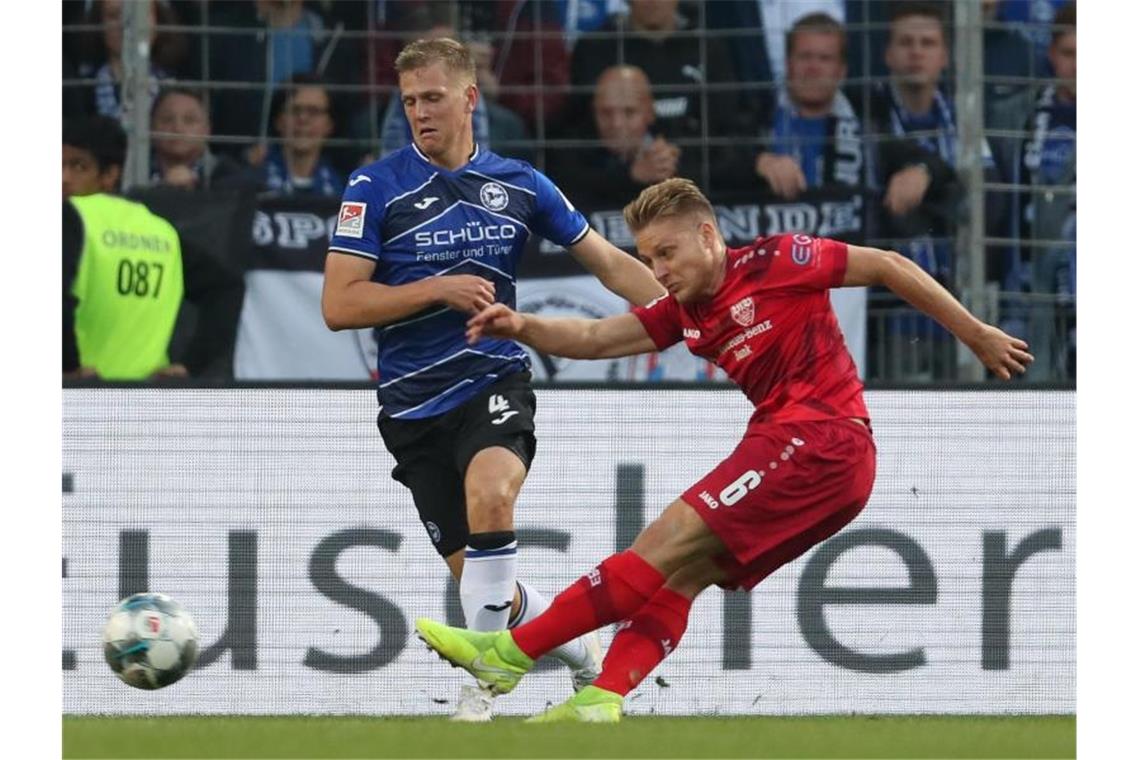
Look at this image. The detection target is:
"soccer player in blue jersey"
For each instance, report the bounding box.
[321,38,665,721]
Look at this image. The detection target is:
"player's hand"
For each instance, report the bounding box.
[466,303,524,344]
[433,275,496,314]
[884,164,932,216]
[755,153,807,200]
[967,325,1034,380]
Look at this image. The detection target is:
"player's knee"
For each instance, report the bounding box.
[665,559,724,599]
[466,487,515,532]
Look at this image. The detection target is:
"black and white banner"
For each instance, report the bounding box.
[163,189,867,381]
[63,389,1073,715]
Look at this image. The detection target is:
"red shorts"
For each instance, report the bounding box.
[680,419,876,591]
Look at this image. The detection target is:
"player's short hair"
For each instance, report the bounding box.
[888,1,948,43]
[1052,3,1076,45]
[62,115,127,172]
[786,12,847,61]
[395,37,476,85]
[623,178,717,234]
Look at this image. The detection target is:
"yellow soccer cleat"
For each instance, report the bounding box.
[525,685,623,723]
[415,618,533,695]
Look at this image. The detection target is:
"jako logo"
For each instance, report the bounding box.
[683,328,702,340]
[414,224,517,247]
[698,490,720,510]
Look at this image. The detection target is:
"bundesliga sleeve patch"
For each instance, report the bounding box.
[336,201,366,238]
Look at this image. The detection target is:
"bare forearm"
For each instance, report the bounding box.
[881,252,986,345]
[596,251,666,306]
[517,314,603,359]
[323,278,439,330]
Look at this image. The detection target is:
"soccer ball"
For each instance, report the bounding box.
[102,592,200,690]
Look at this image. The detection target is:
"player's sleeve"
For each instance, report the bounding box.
[631,294,684,350]
[530,168,590,247]
[764,234,848,291]
[328,172,384,261]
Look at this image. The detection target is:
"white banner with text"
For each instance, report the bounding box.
[63,389,1074,715]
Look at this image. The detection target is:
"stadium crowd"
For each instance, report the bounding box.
[61,0,1076,383]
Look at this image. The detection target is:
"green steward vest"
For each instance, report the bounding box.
[69,194,184,379]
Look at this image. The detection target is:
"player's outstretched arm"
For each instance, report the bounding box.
[843,245,1034,380]
[322,252,496,330]
[466,304,658,359]
[568,229,667,306]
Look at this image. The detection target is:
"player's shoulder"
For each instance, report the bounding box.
[726,235,783,272]
[468,148,542,193]
[346,147,425,198]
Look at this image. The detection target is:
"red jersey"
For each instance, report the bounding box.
[632,234,869,426]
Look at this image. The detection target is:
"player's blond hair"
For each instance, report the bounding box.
[394,38,476,85]
[623,178,717,234]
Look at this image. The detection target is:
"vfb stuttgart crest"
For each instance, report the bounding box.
[730,297,755,327]
[479,182,509,211]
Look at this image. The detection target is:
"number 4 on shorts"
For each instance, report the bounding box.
[489,394,519,426]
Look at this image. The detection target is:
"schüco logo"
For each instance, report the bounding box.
[413,223,517,247]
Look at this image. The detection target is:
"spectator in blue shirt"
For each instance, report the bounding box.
[261,75,344,197]
[748,13,866,200]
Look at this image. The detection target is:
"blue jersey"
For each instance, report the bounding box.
[328,143,589,419]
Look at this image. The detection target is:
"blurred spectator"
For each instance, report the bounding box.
[549,65,689,204]
[64,116,243,381]
[569,0,745,188]
[1019,2,1075,380]
[745,12,865,199]
[983,0,1040,220]
[261,75,345,196]
[996,0,1071,75]
[78,0,186,120]
[868,3,1003,252]
[206,1,359,159]
[373,16,532,163]
[866,2,1001,380]
[467,1,574,132]
[556,0,627,48]
[983,0,1039,129]
[150,88,261,191]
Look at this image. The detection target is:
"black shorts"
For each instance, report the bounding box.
[377,371,537,557]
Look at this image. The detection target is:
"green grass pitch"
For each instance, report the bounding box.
[63,715,1074,759]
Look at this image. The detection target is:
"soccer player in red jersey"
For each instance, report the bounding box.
[415,178,1033,722]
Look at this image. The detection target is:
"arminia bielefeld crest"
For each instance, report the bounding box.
[730,297,755,327]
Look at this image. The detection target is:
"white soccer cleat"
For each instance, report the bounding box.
[450,683,494,722]
[570,630,604,693]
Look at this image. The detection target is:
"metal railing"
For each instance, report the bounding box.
[61,0,1075,385]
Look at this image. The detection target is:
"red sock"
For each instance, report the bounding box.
[511,550,665,660]
[592,588,693,696]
